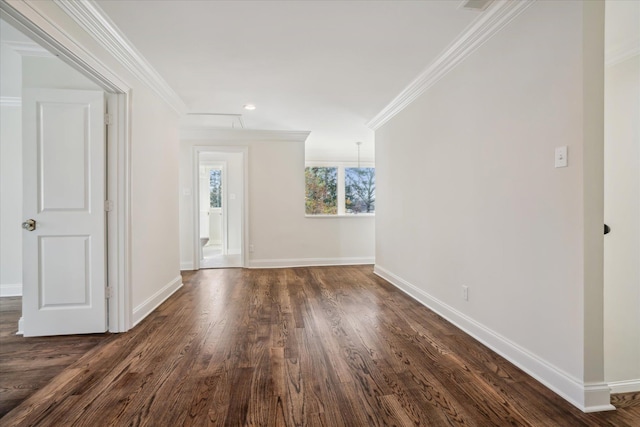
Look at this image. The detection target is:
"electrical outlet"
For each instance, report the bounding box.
[249,245,254,253]
[462,286,469,301]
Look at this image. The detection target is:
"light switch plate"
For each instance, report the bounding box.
[555,146,568,168]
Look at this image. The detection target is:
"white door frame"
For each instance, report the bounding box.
[192,146,248,269]
[1,3,133,332]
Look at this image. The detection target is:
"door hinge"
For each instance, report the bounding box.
[104,200,114,212]
[106,286,114,299]
[104,113,113,125]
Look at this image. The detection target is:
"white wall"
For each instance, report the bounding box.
[22,56,100,90]
[198,166,210,239]
[0,42,22,296]
[179,130,375,269]
[0,44,22,296]
[0,105,22,294]
[7,1,182,326]
[0,41,21,96]
[374,1,607,411]
[225,154,243,253]
[604,55,640,390]
[129,88,180,322]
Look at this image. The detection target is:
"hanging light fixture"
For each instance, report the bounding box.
[356,141,362,168]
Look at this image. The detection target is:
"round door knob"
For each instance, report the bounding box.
[22,219,36,231]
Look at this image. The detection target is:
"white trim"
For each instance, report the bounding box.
[459,0,493,12]
[17,317,24,335]
[0,284,22,297]
[53,0,186,114]
[249,257,374,269]
[582,383,615,413]
[366,0,535,130]
[1,39,53,57]
[181,127,310,143]
[106,92,133,333]
[132,275,182,327]
[605,37,640,68]
[1,1,130,93]
[373,264,615,413]
[608,379,640,394]
[305,214,375,219]
[0,96,21,107]
[180,261,195,271]
[306,160,375,168]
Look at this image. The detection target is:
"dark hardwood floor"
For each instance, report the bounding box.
[0,297,110,418]
[1,266,638,426]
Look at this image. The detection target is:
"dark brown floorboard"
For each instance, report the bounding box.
[0,297,110,418]
[0,266,638,426]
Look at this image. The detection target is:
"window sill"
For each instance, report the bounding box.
[305,214,375,219]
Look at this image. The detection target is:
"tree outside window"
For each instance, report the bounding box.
[345,167,375,214]
[305,167,337,214]
[210,169,222,208]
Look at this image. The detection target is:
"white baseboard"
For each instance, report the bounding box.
[248,257,374,269]
[180,261,195,271]
[17,316,24,335]
[373,264,615,413]
[608,379,640,394]
[132,275,183,327]
[0,284,22,297]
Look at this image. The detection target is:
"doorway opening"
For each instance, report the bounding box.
[0,6,133,334]
[194,149,245,269]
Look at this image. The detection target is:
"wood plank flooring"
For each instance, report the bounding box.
[0,297,109,418]
[1,266,639,426]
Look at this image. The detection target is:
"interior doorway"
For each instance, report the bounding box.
[195,149,245,269]
[1,18,110,337]
[0,7,133,333]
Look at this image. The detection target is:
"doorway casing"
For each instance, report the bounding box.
[192,146,249,270]
[1,1,133,332]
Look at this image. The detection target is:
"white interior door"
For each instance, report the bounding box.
[22,88,107,337]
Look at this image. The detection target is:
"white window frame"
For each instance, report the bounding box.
[305,161,375,217]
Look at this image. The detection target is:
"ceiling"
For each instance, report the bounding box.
[3,1,638,161]
[94,0,482,161]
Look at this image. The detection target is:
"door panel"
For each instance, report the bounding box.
[39,235,90,307]
[23,89,106,337]
[39,102,90,212]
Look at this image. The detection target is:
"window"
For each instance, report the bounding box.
[345,167,375,214]
[209,169,222,208]
[305,167,337,214]
[305,165,375,215]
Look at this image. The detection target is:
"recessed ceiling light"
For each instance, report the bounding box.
[243,104,256,110]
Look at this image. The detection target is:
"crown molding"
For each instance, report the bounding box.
[0,96,21,107]
[54,0,186,115]
[1,0,132,93]
[1,40,54,57]
[180,127,311,143]
[366,0,535,131]
[606,37,640,68]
